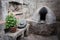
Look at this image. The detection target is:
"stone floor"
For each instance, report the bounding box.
[20,34,58,40]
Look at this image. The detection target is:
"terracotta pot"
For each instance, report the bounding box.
[10,27,17,33]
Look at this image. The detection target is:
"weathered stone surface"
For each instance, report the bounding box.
[20,34,58,40]
[29,22,56,36]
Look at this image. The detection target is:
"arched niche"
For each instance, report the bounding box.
[8,1,28,19]
[8,1,22,13]
[31,6,56,24]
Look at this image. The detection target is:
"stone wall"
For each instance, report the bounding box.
[23,0,36,18]
[0,1,2,20]
[1,0,60,21]
[24,0,60,21]
[35,0,60,21]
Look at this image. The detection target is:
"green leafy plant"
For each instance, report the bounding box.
[5,12,17,29]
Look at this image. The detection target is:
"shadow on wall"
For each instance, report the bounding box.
[31,6,56,25]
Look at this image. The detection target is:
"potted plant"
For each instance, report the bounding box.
[5,12,17,33]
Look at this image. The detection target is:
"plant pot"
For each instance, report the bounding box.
[10,27,17,33]
[4,28,10,33]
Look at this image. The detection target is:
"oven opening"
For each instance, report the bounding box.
[39,7,48,23]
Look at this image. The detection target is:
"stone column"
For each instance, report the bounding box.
[0,0,9,40]
[1,0,8,21]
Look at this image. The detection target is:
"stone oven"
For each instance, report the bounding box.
[29,6,56,35]
[31,6,56,24]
